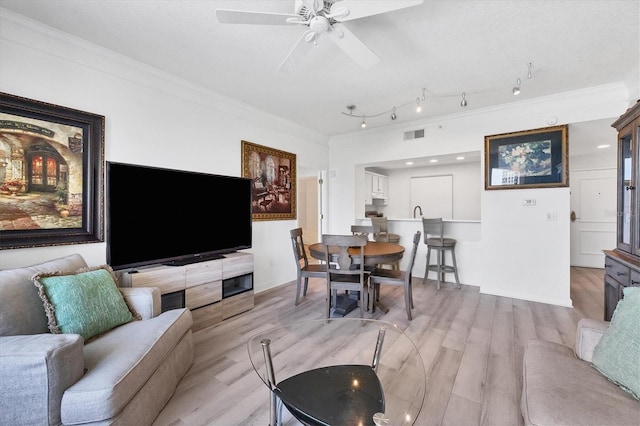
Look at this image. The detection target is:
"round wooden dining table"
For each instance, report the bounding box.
[308,241,404,266]
[308,241,405,315]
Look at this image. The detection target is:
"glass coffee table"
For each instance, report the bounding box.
[247,318,426,425]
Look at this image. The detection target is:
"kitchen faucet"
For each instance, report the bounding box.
[413,205,423,218]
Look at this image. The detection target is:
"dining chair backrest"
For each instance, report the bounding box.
[350,225,381,241]
[422,217,444,243]
[290,227,310,268]
[322,234,367,273]
[370,217,389,234]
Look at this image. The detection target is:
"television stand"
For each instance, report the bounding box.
[163,253,225,267]
[118,252,254,331]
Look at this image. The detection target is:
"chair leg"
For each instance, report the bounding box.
[451,248,461,289]
[294,277,302,306]
[404,284,412,321]
[303,277,309,296]
[423,248,431,285]
[436,249,443,291]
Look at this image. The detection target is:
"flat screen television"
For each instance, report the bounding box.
[106,161,252,270]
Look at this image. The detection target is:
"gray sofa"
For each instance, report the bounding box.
[0,254,194,425]
[521,318,639,425]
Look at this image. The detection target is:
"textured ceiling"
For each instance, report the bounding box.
[1,0,638,137]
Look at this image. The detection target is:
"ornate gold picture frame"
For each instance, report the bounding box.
[241,140,296,221]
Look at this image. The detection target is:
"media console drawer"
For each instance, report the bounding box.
[128,266,185,294]
[186,281,222,309]
[222,290,254,320]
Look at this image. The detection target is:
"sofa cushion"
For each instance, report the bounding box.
[592,286,640,400]
[32,265,136,341]
[0,254,88,336]
[521,339,640,426]
[60,308,193,424]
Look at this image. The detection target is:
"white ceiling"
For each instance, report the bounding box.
[1,0,638,139]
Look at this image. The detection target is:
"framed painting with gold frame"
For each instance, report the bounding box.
[241,140,296,221]
[484,125,569,190]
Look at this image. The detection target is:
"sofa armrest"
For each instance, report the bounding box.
[0,334,84,426]
[119,287,161,319]
[574,318,610,362]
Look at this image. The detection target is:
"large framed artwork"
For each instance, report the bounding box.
[484,125,569,190]
[0,93,105,249]
[241,140,296,221]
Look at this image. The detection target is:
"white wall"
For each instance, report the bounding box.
[0,10,329,293]
[328,85,634,306]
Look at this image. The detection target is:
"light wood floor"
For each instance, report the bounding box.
[153,267,605,426]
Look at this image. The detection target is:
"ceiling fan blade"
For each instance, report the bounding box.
[278,31,313,73]
[216,9,302,25]
[329,0,423,22]
[327,23,380,69]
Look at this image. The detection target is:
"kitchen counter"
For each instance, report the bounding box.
[357,217,482,287]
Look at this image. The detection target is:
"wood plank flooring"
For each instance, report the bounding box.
[153,267,604,426]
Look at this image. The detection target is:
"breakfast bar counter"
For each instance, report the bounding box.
[357,217,482,287]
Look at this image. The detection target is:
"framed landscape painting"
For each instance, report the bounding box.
[241,140,296,221]
[0,93,105,249]
[484,125,568,190]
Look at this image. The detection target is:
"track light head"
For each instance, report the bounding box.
[460,92,467,107]
[361,117,367,128]
[527,62,533,79]
[415,97,422,113]
[390,107,397,120]
[512,78,521,95]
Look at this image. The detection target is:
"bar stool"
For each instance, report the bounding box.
[422,218,460,290]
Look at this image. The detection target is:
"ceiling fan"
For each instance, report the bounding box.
[216,0,424,72]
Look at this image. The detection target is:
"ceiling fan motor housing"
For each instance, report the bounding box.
[309,16,330,33]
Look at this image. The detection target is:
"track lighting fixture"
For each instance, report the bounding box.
[512,78,521,95]
[341,63,533,128]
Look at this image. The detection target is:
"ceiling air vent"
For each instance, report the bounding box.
[403,129,425,140]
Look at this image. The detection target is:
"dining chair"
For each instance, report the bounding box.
[289,228,327,305]
[369,231,421,320]
[370,216,401,270]
[322,234,369,318]
[350,225,381,241]
[422,218,461,290]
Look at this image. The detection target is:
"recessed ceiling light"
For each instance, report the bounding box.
[597,144,610,149]
[430,159,438,163]
[405,161,414,166]
[456,156,465,160]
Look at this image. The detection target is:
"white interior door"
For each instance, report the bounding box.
[410,175,453,218]
[298,176,320,243]
[570,168,617,268]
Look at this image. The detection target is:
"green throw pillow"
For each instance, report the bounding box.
[33,265,135,341]
[592,286,640,400]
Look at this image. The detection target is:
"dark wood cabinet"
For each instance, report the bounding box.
[604,100,640,321]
